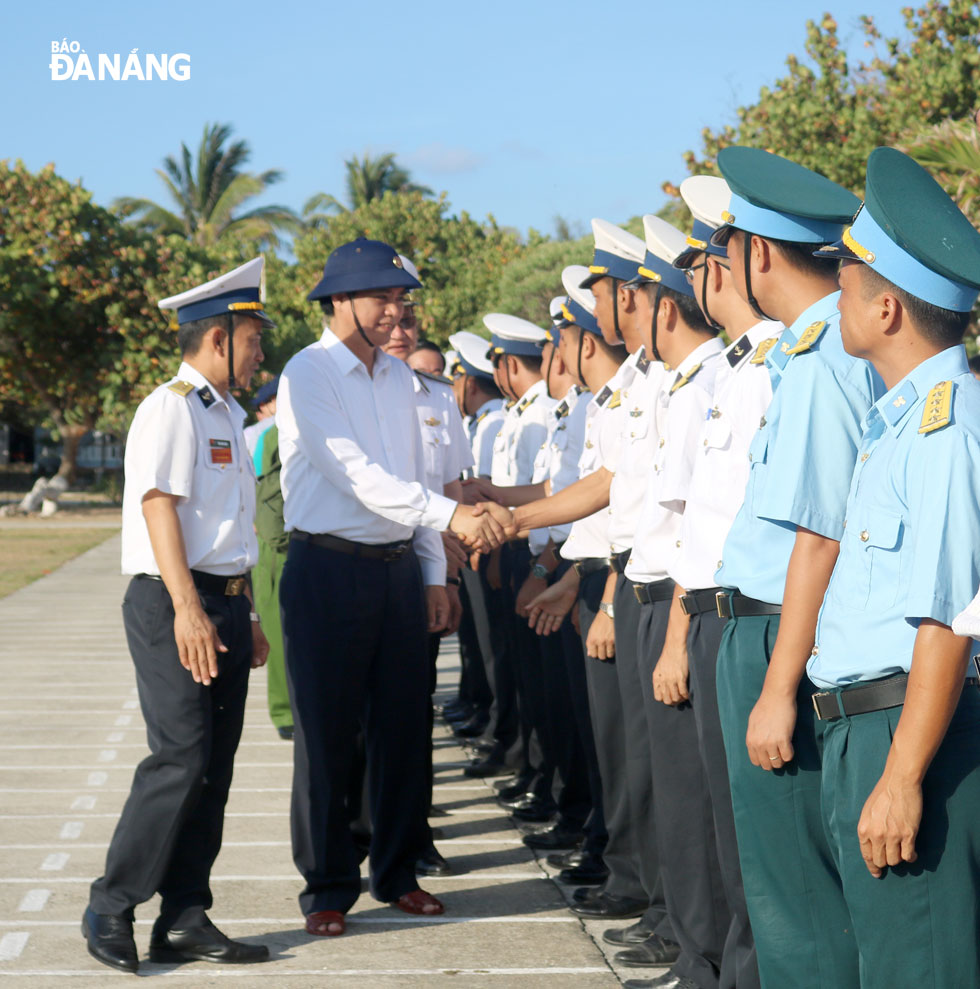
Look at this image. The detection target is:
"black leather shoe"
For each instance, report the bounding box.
[453,715,490,738]
[497,790,535,811]
[149,916,269,964]
[623,972,699,989]
[469,738,497,754]
[82,907,138,974]
[614,934,682,968]
[547,849,584,869]
[522,825,583,850]
[570,892,647,919]
[558,859,609,886]
[572,884,603,904]
[276,725,294,740]
[602,918,654,946]
[510,796,556,823]
[415,848,453,877]
[463,757,511,778]
[495,777,532,801]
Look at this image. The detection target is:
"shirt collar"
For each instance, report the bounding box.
[474,398,500,419]
[176,361,237,417]
[869,345,969,435]
[517,378,547,405]
[675,336,725,378]
[767,291,839,375]
[318,324,391,378]
[724,319,784,372]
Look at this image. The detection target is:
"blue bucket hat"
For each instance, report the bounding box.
[307,238,422,302]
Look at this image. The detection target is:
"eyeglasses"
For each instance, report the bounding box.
[684,258,730,282]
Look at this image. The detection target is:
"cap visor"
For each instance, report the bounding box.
[579,271,606,290]
[672,248,701,270]
[709,225,736,248]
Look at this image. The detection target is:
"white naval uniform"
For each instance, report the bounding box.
[277,326,455,586]
[490,379,556,487]
[412,371,474,491]
[121,361,258,577]
[625,337,726,584]
[667,322,781,590]
[468,398,506,477]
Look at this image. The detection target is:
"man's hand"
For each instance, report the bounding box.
[857,771,922,878]
[586,609,615,660]
[173,603,227,685]
[250,619,270,669]
[449,503,504,551]
[746,688,797,770]
[426,585,450,633]
[471,501,518,538]
[652,642,690,706]
[441,530,469,570]
[444,581,463,636]
[460,476,499,506]
[515,573,547,618]
[527,577,577,636]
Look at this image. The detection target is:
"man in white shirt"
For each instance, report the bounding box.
[276,239,507,936]
[84,259,273,974]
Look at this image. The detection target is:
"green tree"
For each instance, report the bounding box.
[303,152,433,224]
[902,116,980,226]
[113,122,301,247]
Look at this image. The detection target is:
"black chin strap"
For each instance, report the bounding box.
[576,328,586,387]
[350,297,375,349]
[648,285,664,364]
[743,235,777,322]
[700,259,724,332]
[544,343,557,398]
[226,314,237,390]
[611,278,624,343]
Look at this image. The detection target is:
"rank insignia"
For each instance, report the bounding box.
[919,381,953,434]
[167,380,195,397]
[595,386,612,406]
[785,320,827,355]
[750,337,779,365]
[555,400,570,419]
[727,335,751,368]
[670,363,702,395]
[197,386,216,408]
[608,390,622,410]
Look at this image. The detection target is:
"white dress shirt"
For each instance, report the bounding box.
[469,399,506,477]
[277,327,456,586]
[121,362,257,577]
[668,321,780,589]
[412,372,474,489]
[626,337,726,583]
[491,379,556,487]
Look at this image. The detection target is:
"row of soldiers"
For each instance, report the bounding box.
[387,144,980,989]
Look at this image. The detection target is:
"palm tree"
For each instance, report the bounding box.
[303,152,432,224]
[901,117,980,227]
[113,123,301,247]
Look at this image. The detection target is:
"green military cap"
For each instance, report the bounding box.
[711,146,861,247]
[815,147,980,312]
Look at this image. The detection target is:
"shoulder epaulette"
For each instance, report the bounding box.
[785,320,827,356]
[505,399,516,411]
[919,381,953,435]
[726,335,752,368]
[475,410,489,425]
[415,368,452,388]
[167,380,195,397]
[669,363,702,395]
[516,393,538,416]
[607,389,622,409]
[750,337,779,365]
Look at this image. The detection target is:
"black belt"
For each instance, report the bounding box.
[291,530,411,562]
[716,590,781,619]
[137,571,249,596]
[812,675,980,722]
[609,549,632,574]
[633,578,674,605]
[573,557,609,578]
[679,587,723,616]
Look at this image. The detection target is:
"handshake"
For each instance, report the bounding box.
[448,498,519,552]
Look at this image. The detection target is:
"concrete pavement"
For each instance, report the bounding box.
[0,535,670,986]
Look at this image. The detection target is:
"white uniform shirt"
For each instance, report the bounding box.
[490,379,556,487]
[528,386,585,553]
[277,327,455,586]
[605,350,669,554]
[469,399,506,477]
[412,372,474,490]
[544,387,588,546]
[121,362,257,577]
[668,322,781,590]
[561,362,631,561]
[626,337,726,584]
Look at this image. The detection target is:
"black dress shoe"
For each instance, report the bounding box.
[463,757,511,778]
[522,824,583,850]
[415,848,453,876]
[547,849,584,869]
[623,972,699,989]
[497,790,535,811]
[602,918,654,946]
[572,884,603,904]
[276,725,294,740]
[82,907,138,974]
[149,916,269,964]
[570,892,647,919]
[614,934,682,968]
[495,777,532,801]
[453,716,490,738]
[558,859,609,886]
[469,738,496,754]
[508,794,556,822]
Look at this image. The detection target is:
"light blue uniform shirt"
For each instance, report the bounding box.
[809,346,980,688]
[716,292,883,604]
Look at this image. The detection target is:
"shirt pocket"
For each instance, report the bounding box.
[624,410,650,445]
[835,507,904,610]
[701,417,732,455]
[421,425,451,481]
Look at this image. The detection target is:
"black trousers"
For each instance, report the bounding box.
[688,610,760,989]
[579,568,645,901]
[456,572,492,714]
[281,539,430,913]
[89,576,252,924]
[638,597,728,989]
[481,552,521,761]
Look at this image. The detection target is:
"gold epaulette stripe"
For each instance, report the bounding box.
[919,381,953,435]
[167,380,195,397]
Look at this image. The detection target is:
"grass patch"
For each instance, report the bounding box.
[0,528,117,599]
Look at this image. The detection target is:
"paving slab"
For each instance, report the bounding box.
[0,535,667,986]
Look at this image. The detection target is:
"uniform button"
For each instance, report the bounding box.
[811,647,819,656]
[659,439,665,448]
[860,453,870,463]
[860,530,870,542]
[703,439,708,446]
[675,540,681,548]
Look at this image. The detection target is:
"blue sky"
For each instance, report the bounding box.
[4,0,910,238]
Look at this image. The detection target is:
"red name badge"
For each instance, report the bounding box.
[209,438,232,464]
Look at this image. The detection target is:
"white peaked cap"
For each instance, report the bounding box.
[561,265,596,313]
[482,313,548,342]
[641,215,690,267]
[591,218,645,262]
[679,175,733,232]
[449,331,496,376]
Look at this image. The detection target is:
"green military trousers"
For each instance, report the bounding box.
[716,613,858,989]
[821,683,980,988]
[253,537,291,731]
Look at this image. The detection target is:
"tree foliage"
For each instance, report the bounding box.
[113,122,301,247]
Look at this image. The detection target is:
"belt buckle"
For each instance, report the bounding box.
[383,545,406,563]
[633,584,644,605]
[811,690,839,722]
[573,561,584,578]
[224,577,246,596]
[679,594,693,616]
[715,590,730,619]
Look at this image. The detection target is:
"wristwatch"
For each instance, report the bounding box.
[599,601,615,620]
[249,611,261,623]
[531,562,550,581]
